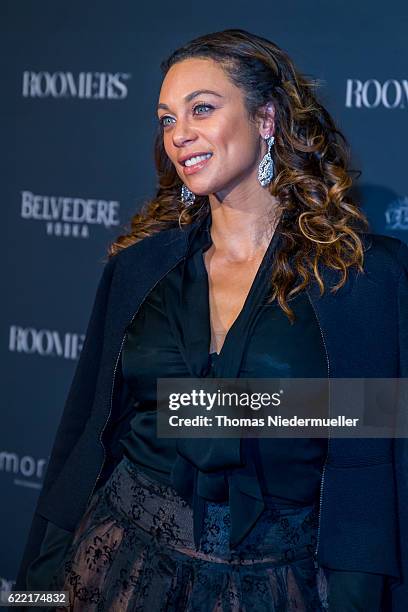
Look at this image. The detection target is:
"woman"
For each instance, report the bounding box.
[15,29,408,611]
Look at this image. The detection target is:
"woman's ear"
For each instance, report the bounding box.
[258,102,275,138]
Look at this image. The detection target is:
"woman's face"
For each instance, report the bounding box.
[157,58,272,198]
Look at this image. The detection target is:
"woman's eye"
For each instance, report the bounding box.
[158,103,214,128]
[193,103,214,115]
[159,116,174,127]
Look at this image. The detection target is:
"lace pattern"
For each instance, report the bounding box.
[50,456,328,611]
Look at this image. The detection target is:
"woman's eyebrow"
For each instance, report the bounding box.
[157,89,223,111]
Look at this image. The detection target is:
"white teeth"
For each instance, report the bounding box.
[184,153,212,167]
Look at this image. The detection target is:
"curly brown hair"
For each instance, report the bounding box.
[108,28,370,323]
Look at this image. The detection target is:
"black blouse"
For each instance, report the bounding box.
[118,210,329,549]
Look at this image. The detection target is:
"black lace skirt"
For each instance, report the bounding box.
[50,455,328,611]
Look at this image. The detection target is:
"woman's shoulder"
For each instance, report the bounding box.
[104,225,191,294]
[110,225,187,265]
[362,232,408,280]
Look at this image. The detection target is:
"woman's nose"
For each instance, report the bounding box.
[172,120,197,148]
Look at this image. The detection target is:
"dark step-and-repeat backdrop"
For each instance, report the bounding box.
[1,0,407,596]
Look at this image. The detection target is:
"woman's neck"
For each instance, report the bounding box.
[207,194,282,262]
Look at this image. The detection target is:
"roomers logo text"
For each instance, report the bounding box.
[9,325,85,360]
[346,79,408,108]
[22,71,131,99]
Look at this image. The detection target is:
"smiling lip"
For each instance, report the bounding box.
[182,154,213,175]
[178,151,212,165]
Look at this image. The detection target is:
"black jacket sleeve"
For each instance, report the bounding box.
[14,255,117,593]
[24,521,73,591]
[391,240,408,610]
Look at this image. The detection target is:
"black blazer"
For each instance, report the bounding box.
[14,220,408,610]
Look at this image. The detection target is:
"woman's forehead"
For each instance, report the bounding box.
[158,59,233,105]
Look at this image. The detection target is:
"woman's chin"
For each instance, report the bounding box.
[182,184,214,198]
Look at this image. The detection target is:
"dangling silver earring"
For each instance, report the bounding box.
[180,183,196,206]
[258,135,275,187]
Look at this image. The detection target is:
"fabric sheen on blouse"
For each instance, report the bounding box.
[119,210,328,549]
